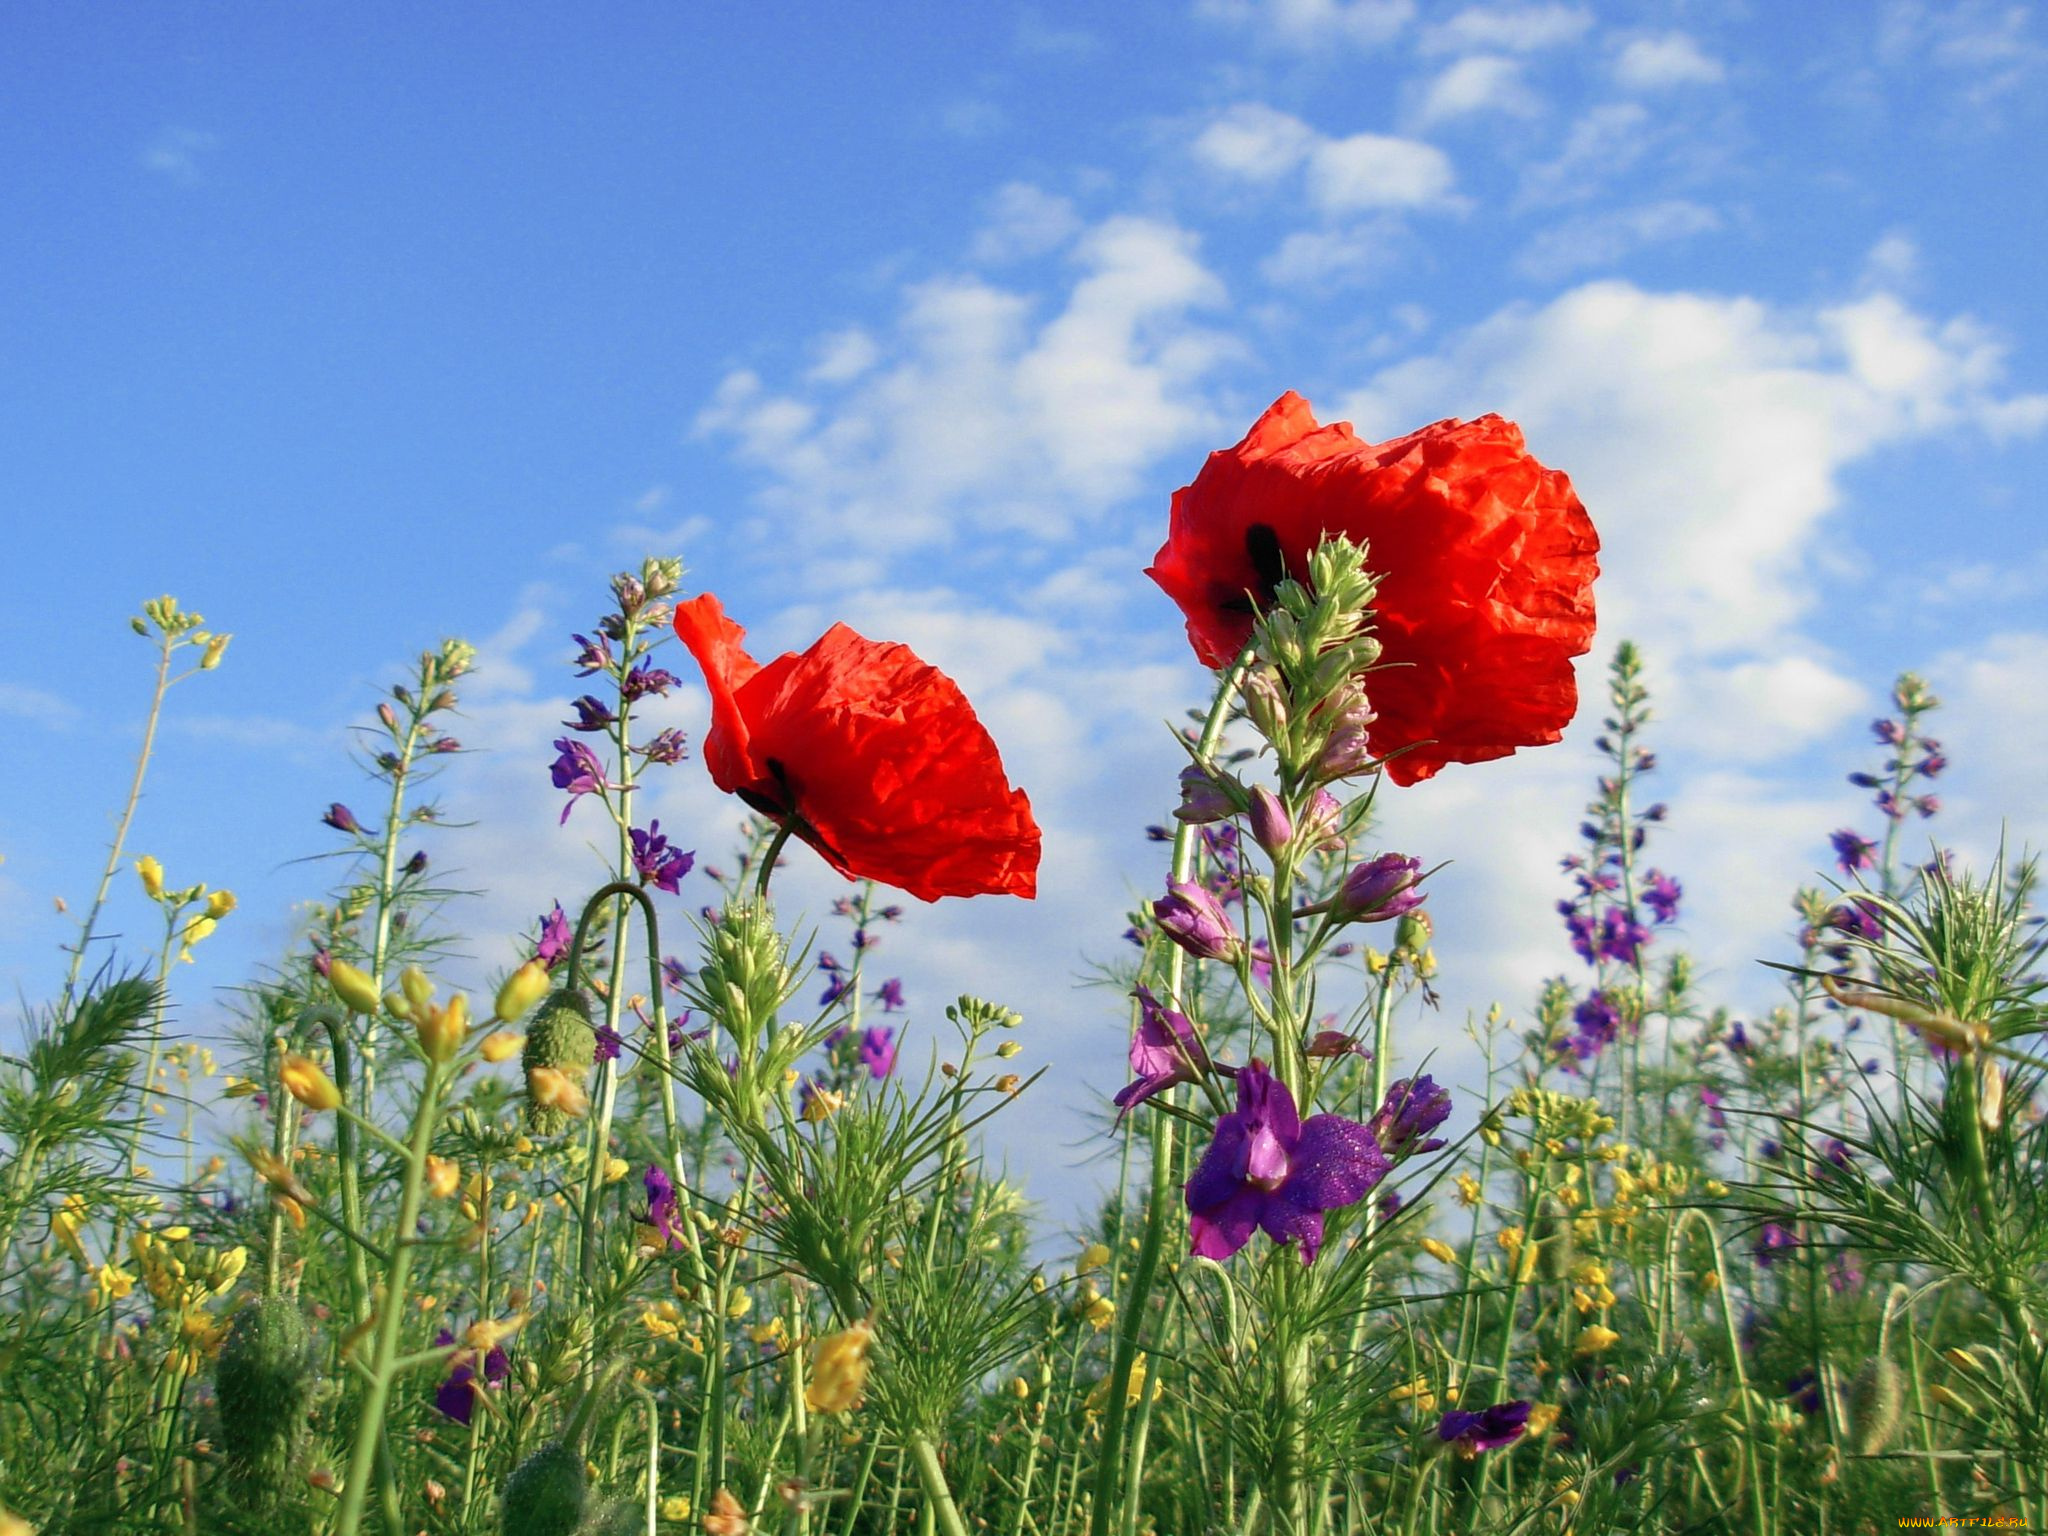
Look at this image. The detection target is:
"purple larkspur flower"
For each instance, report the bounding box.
[1914,794,1940,819]
[819,975,853,1007]
[1173,765,1235,826]
[1438,1400,1531,1455]
[859,1026,896,1080]
[1872,718,1903,745]
[1754,1223,1798,1268]
[1154,879,1242,962]
[1699,1087,1727,1130]
[1114,987,1213,1119]
[594,1024,622,1063]
[536,902,572,970]
[1249,787,1292,857]
[1597,907,1650,965]
[1184,1060,1388,1265]
[641,1165,683,1249]
[1331,853,1425,923]
[875,978,906,1013]
[432,1328,510,1425]
[638,728,689,765]
[1642,871,1682,925]
[1560,905,1598,965]
[549,738,610,824]
[1566,992,1621,1060]
[852,928,876,951]
[403,850,428,876]
[1727,1020,1750,1054]
[1370,1075,1452,1157]
[629,820,695,893]
[1378,1189,1402,1220]
[621,660,677,700]
[1919,750,1946,779]
[1786,1369,1822,1415]
[1830,829,1877,874]
[564,695,615,733]
[322,802,361,834]
[571,632,613,676]
[661,956,690,992]
[1828,897,1884,943]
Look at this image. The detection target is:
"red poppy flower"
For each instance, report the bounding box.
[672,594,1040,901]
[1146,392,1598,785]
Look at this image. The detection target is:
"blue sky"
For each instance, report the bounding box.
[6,1,2046,1221]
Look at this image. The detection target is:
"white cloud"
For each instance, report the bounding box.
[1613,33,1726,90]
[806,328,880,385]
[971,182,1084,263]
[0,683,80,727]
[1878,0,2046,108]
[1518,103,1653,206]
[1194,0,1414,50]
[1421,3,1593,54]
[1307,133,1457,212]
[1514,199,1720,279]
[1260,220,1405,287]
[1192,103,1319,181]
[1665,655,1867,761]
[1336,280,2048,669]
[141,127,218,184]
[694,216,1234,563]
[1415,55,1542,125]
[1861,231,1921,292]
[1925,630,2048,862]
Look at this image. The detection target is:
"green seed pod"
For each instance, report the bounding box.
[499,1441,587,1536]
[1848,1355,1905,1455]
[1533,1200,1576,1283]
[214,1297,316,1484]
[522,989,596,1136]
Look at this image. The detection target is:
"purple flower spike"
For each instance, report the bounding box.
[571,633,613,676]
[432,1328,511,1425]
[1438,1400,1531,1455]
[1113,987,1214,1120]
[536,902,572,970]
[1173,765,1235,826]
[629,821,696,893]
[1828,896,1884,943]
[1597,907,1650,964]
[1830,829,1877,874]
[1249,787,1293,858]
[594,1024,622,1062]
[1754,1222,1798,1268]
[638,728,690,765]
[1370,1075,1452,1157]
[564,695,616,733]
[549,738,611,824]
[1699,1086,1727,1130]
[322,802,361,834]
[1154,879,1242,962]
[859,1026,896,1079]
[874,978,906,1013]
[622,661,678,700]
[641,1165,683,1249]
[1333,854,1425,923]
[1642,870,1682,925]
[1184,1060,1387,1265]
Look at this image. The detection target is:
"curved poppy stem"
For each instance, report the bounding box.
[1091,644,1254,1536]
[754,818,797,902]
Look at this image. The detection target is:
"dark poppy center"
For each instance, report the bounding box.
[1221,523,1290,615]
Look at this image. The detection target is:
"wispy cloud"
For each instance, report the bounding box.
[1514,199,1721,280]
[1194,0,1414,51]
[1193,104,1458,214]
[140,127,219,184]
[1420,3,1594,55]
[1612,33,1726,91]
[1414,55,1543,126]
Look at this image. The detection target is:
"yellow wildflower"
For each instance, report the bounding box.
[494,961,551,1024]
[702,1487,752,1536]
[416,993,469,1064]
[1083,1295,1117,1332]
[465,1313,530,1353]
[805,1320,874,1414]
[1574,1325,1619,1356]
[204,889,236,920]
[400,965,435,1012]
[801,1085,844,1124]
[1453,1173,1482,1207]
[95,1262,136,1304]
[661,1495,692,1522]
[1078,1242,1111,1273]
[0,1503,34,1536]
[605,1156,630,1184]
[480,1030,523,1063]
[746,1317,786,1347]
[425,1156,460,1199]
[135,856,165,900]
[328,960,382,1016]
[1525,1403,1561,1437]
[52,1196,91,1267]
[1420,1238,1457,1265]
[281,1054,342,1112]
[527,1065,589,1119]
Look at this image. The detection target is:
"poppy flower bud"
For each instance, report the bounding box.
[1172,765,1236,825]
[280,1054,342,1112]
[495,961,552,1024]
[1332,854,1425,923]
[328,960,381,1017]
[521,990,597,1135]
[499,1441,587,1536]
[1848,1355,1905,1455]
[1152,879,1242,962]
[214,1297,315,1489]
[1248,787,1292,858]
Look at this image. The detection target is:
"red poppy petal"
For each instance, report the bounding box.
[737,624,1040,901]
[672,594,765,793]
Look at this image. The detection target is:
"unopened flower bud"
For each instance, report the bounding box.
[494,960,551,1024]
[1248,786,1292,858]
[1152,879,1242,962]
[417,994,469,1063]
[281,1054,342,1112]
[135,855,165,900]
[1172,765,1236,825]
[1330,854,1425,923]
[328,960,381,1017]
[400,965,435,1012]
[322,803,360,835]
[199,633,231,670]
[805,1320,874,1414]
